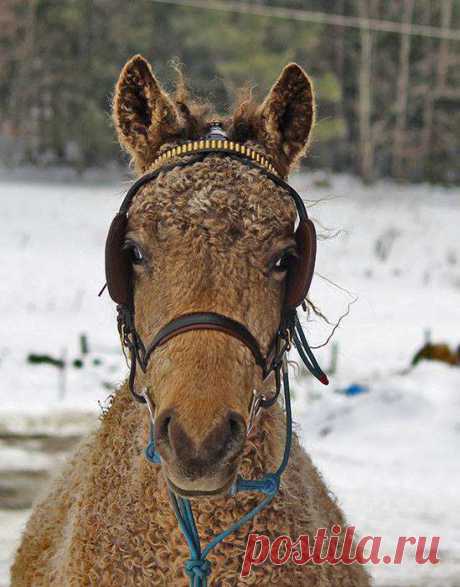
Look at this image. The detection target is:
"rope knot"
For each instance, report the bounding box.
[185,558,212,580]
[144,441,161,464]
[260,474,280,496]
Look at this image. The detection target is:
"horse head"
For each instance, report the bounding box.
[108,55,315,496]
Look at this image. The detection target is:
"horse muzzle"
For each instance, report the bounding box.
[154,407,246,495]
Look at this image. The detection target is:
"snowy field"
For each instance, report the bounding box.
[0,172,459,586]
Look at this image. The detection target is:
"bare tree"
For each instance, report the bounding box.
[392,0,414,178]
[419,0,456,179]
[357,0,377,182]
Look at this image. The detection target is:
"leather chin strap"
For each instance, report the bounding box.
[117,306,291,404]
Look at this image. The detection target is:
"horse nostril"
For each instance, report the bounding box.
[155,410,174,449]
[154,409,247,480]
[227,412,245,442]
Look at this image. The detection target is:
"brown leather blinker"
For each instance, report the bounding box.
[285,219,316,310]
[105,212,131,306]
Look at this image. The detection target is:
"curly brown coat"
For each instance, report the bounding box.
[11,56,370,586]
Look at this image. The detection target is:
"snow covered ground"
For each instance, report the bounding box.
[0,172,459,586]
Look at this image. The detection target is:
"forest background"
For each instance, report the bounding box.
[0,0,459,184]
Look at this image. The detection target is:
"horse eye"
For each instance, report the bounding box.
[123,242,145,265]
[271,249,296,274]
[273,254,291,273]
[131,246,144,265]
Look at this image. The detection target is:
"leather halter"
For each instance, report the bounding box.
[118,306,290,404]
[106,124,328,405]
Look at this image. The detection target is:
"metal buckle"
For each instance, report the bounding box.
[269,328,292,373]
[280,328,292,352]
[247,390,265,435]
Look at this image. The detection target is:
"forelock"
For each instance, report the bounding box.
[128,155,296,251]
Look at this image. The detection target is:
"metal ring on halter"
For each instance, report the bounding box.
[259,366,282,409]
[247,391,263,435]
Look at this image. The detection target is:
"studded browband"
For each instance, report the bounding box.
[151,135,280,177]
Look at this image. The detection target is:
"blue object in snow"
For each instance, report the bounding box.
[343,383,369,396]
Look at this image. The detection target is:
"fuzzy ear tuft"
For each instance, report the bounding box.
[113,55,180,172]
[257,63,315,175]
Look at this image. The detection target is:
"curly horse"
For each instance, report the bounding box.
[11,55,370,586]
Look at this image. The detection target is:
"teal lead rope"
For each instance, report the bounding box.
[145,357,293,587]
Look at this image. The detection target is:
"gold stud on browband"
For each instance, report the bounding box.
[151,137,280,177]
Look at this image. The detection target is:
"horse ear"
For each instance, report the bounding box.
[257,63,315,174]
[113,55,180,172]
